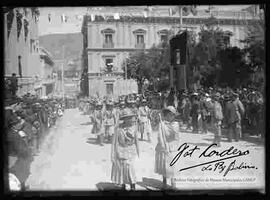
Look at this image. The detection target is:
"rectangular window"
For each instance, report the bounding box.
[106,83,113,96]
[105,34,113,44]
[136,35,144,44]
[105,58,113,72]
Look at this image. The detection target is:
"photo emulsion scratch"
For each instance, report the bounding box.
[3,5,265,195]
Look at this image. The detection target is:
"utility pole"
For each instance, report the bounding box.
[179,5,187,91]
[125,56,128,95]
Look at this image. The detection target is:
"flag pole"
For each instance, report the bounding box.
[62,45,65,100]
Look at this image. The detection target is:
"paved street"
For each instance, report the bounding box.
[26,108,265,191]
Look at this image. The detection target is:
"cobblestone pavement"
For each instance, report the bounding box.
[26,109,265,192]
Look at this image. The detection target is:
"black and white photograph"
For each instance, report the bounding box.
[3,5,265,194]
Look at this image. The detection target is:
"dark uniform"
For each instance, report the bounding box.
[190,93,200,133]
[212,93,224,146]
[224,93,245,142]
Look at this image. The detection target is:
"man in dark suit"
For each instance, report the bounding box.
[225,92,245,142]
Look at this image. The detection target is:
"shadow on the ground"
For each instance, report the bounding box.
[136,177,174,191]
[86,137,100,145]
[96,182,122,191]
[80,122,92,126]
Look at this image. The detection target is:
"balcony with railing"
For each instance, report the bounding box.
[135,43,145,49]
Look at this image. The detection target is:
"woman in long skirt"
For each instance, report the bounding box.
[155,106,179,189]
[111,109,140,190]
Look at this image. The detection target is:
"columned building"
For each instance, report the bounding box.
[81,6,260,97]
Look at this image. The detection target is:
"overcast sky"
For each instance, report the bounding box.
[38,5,252,36]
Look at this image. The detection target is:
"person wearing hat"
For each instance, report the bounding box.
[224,92,244,142]
[6,109,33,191]
[212,92,224,147]
[190,93,201,134]
[200,93,213,134]
[104,101,116,143]
[154,106,179,189]
[181,92,192,130]
[92,101,105,146]
[127,99,139,129]
[111,109,140,190]
[116,100,126,123]
[138,99,151,142]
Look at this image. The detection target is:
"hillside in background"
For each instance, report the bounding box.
[39,33,83,71]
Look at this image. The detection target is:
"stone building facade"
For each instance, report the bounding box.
[81,6,260,97]
[4,8,43,97]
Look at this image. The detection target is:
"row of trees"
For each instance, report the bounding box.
[123,14,265,93]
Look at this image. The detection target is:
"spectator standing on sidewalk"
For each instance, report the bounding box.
[200,93,213,134]
[224,92,245,142]
[212,92,224,147]
[190,93,200,134]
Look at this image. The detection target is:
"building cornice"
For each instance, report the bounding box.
[86,47,162,52]
[85,15,258,26]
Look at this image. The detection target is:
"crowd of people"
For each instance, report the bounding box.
[5,84,264,191]
[77,85,264,190]
[5,93,65,191]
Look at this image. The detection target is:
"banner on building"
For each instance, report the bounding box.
[24,19,29,42]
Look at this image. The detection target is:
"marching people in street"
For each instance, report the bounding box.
[116,100,127,123]
[138,99,151,142]
[212,92,224,147]
[92,101,105,146]
[111,108,140,190]
[154,106,179,189]
[103,101,116,143]
[127,98,139,131]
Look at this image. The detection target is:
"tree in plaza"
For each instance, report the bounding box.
[218,46,251,88]
[188,16,232,88]
[123,50,149,93]
[123,41,171,93]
